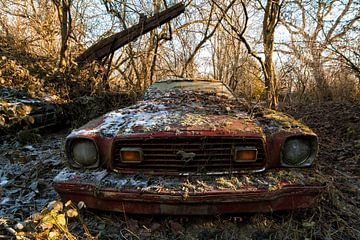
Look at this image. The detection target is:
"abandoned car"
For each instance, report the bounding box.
[0,87,60,134]
[53,78,324,214]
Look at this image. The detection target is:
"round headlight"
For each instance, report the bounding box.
[71,140,98,167]
[282,138,313,166]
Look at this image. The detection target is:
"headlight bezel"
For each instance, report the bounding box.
[280,135,318,167]
[66,138,100,169]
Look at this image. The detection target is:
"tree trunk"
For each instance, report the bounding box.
[263,0,280,109]
[53,0,71,69]
[144,0,160,88]
[310,62,333,101]
[309,47,333,101]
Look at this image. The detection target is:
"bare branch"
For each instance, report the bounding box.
[180,0,236,77]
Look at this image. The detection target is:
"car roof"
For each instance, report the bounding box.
[156,77,221,83]
[146,77,236,100]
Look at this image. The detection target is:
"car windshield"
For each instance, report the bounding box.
[145,79,235,99]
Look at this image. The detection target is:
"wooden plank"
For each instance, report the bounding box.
[76,3,185,65]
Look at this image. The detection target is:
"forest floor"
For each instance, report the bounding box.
[0,101,359,240]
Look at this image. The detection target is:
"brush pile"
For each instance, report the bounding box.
[0,39,136,134]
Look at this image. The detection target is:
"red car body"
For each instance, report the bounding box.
[54,79,324,215]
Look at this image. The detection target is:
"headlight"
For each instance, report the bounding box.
[281,136,317,167]
[69,139,99,168]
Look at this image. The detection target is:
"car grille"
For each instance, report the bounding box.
[113,137,266,174]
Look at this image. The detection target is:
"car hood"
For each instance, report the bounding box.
[69,90,313,139]
[69,97,263,138]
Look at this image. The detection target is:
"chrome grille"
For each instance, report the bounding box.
[113,137,266,174]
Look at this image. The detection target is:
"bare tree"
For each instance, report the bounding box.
[101,0,178,89]
[262,0,281,108]
[210,5,263,100]
[280,0,360,100]
[180,0,236,77]
[330,37,360,84]
[0,0,59,56]
[100,0,234,89]
[213,0,281,109]
[0,0,100,68]
[52,0,73,68]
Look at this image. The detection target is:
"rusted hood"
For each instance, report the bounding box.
[68,90,314,139]
[68,100,263,138]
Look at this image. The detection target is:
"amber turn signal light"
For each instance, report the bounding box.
[120,148,143,163]
[234,147,258,162]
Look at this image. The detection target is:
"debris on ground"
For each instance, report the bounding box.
[0,133,65,221]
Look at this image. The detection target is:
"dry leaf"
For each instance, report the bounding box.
[66,209,78,218]
[56,214,66,226]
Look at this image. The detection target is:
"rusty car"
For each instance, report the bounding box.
[0,87,60,135]
[53,78,324,215]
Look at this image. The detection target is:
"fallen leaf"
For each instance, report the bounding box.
[66,209,78,218]
[169,220,184,234]
[56,214,66,226]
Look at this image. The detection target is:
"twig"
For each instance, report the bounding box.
[123,228,140,240]
[0,235,13,239]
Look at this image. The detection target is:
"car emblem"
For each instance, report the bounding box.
[176,150,196,163]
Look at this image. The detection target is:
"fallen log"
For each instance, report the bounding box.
[76,3,185,65]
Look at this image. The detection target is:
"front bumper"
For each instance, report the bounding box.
[53,168,325,215]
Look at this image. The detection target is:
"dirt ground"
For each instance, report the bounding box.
[0,101,359,240]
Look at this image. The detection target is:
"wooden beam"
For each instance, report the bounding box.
[76,3,185,65]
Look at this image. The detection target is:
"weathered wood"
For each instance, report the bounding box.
[76,3,185,65]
